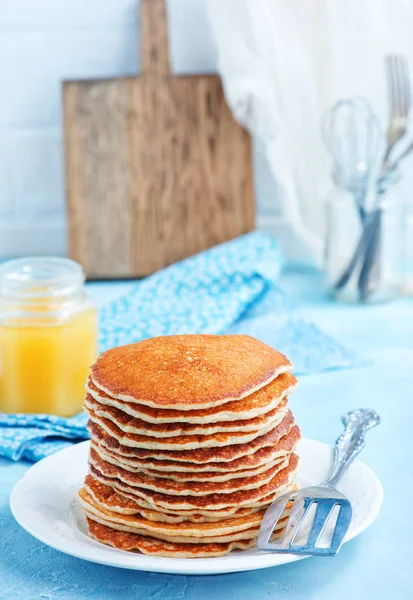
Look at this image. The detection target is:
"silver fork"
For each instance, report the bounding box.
[358,55,411,300]
[382,55,412,166]
[257,408,380,556]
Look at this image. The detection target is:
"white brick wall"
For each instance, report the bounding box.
[0,0,282,259]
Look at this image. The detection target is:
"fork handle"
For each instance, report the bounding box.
[322,409,380,488]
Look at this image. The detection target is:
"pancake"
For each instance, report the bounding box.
[80,487,292,537]
[86,372,297,424]
[89,453,299,511]
[87,410,278,450]
[85,474,261,522]
[89,446,290,496]
[80,487,268,537]
[84,474,297,520]
[91,429,296,473]
[137,491,295,523]
[87,413,299,464]
[90,335,292,410]
[83,393,289,437]
[86,511,268,544]
[116,484,296,516]
[91,421,299,473]
[86,518,283,558]
[91,442,286,482]
[137,507,261,524]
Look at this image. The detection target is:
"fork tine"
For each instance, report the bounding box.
[329,502,353,555]
[396,55,405,118]
[390,54,403,118]
[279,496,305,545]
[400,55,411,117]
[393,54,410,119]
[386,55,396,117]
[258,494,292,546]
[392,55,402,118]
[305,500,337,548]
[288,497,315,546]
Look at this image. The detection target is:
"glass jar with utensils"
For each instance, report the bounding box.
[324,168,405,303]
[323,55,412,303]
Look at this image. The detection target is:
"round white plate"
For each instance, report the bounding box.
[10,438,383,575]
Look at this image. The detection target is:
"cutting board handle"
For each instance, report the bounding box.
[140,0,170,77]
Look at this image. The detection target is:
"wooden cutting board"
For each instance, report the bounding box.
[63,0,254,279]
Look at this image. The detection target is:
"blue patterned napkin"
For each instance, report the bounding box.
[0,232,361,462]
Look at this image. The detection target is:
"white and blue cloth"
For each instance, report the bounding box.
[0,232,361,462]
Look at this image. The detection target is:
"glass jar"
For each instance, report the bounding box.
[0,257,98,416]
[402,192,413,295]
[324,179,405,303]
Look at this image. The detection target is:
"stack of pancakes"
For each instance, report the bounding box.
[79,334,301,558]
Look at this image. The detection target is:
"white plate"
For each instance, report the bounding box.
[10,438,383,575]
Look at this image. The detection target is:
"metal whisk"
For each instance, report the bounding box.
[323,98,383,290]
[323,98,382,221]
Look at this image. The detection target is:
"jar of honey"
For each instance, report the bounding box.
[0,257,98,416]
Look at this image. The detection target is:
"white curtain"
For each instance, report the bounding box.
[206,0,413,264]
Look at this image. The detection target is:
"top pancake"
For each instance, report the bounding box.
[90,334,292,410]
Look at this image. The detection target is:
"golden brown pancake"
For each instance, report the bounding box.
[117,485,296,517]
[83,393,288,437]
[84,475,255,522]
[90,428,297,473]
[87,409,279,450]
[86,372,297,424]
[88,446,290,496]
[85,511,265,543]
[91,422,299,473]
[84,473,298,519]
[90,335,292,410]
[80,487,272,538]
[89,453,299,510]
[86,518,283,558]
[80,488,292,544]
[83,475,264,522]
[87,413,299,463]
[91,442,286,482]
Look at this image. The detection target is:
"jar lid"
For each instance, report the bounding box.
[0,257,85,300]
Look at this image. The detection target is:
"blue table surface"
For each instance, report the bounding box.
[1,268,412,600]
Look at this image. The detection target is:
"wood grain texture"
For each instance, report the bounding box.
[64,0,254,279]
[140,0,170,76]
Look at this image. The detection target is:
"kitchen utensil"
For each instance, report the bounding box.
[257,408,380,556]
[382,55,412,166]
[63,0,254,279]
[10,436,383,574]
[323,97,382,224]
[359,54,411,300]
[324,175,404,303]
[322,98,383,291]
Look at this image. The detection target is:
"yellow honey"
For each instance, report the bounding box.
[0,258,98,416]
